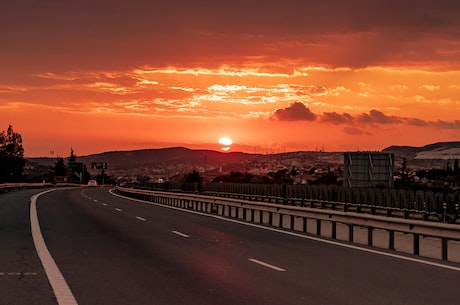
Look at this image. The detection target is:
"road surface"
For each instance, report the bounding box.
[1,187,460,305]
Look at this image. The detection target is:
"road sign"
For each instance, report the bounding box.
[67,162,84,183]
[91,162,108,169]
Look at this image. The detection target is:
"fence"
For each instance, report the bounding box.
[138,182,460,222]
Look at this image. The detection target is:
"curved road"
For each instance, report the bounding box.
[2,187,460,305]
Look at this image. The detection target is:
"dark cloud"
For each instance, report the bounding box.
[272,102,317,121]
[320,112,354,124]
[2,0,460,72]
[407,118,429,126]
[357,109,402,124]
[431,120,460,129]
[278,108,460,131]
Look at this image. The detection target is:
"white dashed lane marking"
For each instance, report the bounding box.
[172,230,190,238]
[249,258,286,272]
[136,216,146,221]
[0,272,37,276]
[115,208,122,212]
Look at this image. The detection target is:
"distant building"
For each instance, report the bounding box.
[343,152,394,188]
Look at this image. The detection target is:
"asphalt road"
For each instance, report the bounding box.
[2,187,460,305]
[0,189,57,305]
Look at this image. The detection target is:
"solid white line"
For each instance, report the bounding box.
[249,258,286,272]
[109,189,460,272]
[115,208,122,212]
[172,230,190,238]
[136,216,146,221]
[30,189,79,305]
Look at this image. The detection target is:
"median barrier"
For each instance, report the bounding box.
[0,183,81,193]
[115,186,460,263]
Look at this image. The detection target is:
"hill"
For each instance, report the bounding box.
[26,147,343,182]
[383,142,460,160]
[26,142,460,181]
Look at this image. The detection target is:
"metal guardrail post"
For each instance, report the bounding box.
[414,234,420,256]
[389,230,395,250]
[442,238,448,261]
[367,227,373,246]
[348,224,354,242]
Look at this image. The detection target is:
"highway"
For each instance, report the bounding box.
[1,187,460,305]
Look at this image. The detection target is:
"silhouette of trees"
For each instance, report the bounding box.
[185,170,202,183]
[0,124,25,182]
[53,157,67,176]
[68,148,76,162]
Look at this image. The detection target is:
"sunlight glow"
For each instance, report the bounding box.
[218,136,233,152]
[218,136,233,146]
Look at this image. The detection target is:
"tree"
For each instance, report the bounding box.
[0,124,25,182]
[68,148,76,162]
[446,161,453,175]
[53,157,67,176]
[454,159,459,176]
[185,170,202,183]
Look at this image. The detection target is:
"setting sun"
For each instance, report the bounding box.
[218,137,233,146]
[218,136,233,151]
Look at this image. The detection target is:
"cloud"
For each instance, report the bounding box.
[273,106,460,130]
[272,102,317,121]
[431,120,460,129]
[357,109,402,124]
[420,84,440,91]
[407,118,429,126]
[320,112,354,124]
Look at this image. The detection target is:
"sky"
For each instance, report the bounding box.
[1,0,460,157]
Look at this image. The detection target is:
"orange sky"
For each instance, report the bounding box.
[1,1,460,157]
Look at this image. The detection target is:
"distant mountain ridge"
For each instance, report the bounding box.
[383,141,460,159]
[26,142,460,180]
[78,146,255,170]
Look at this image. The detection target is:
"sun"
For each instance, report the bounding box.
[218,136,232,151]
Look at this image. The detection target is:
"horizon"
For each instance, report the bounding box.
[2,1,460,158]
[25,141,460,159]
[24,144,365,159]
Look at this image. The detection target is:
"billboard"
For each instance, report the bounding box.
[343,152,394,188]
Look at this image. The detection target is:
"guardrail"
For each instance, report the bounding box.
[203,191,460,223]
[0,183,52,192]
[115,187,460,262]
[0,183,81,193]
